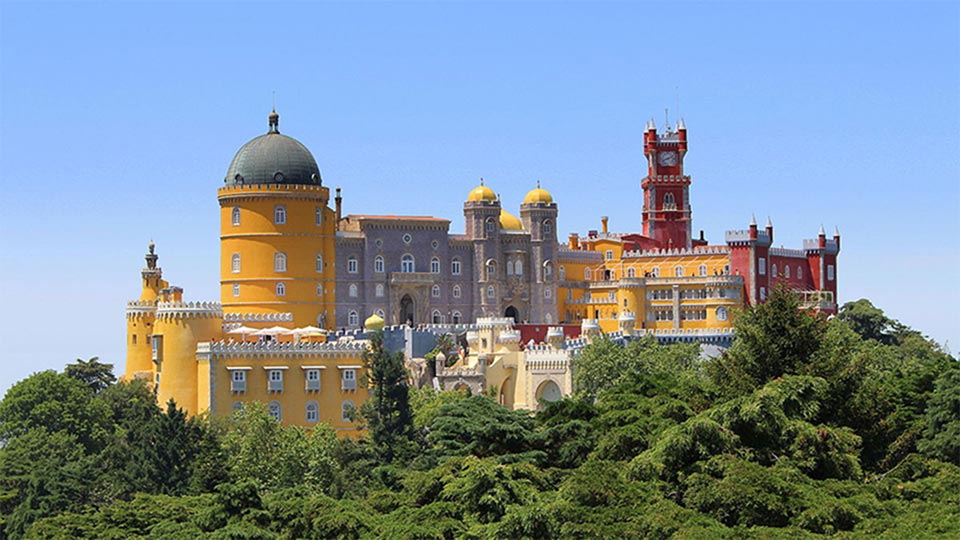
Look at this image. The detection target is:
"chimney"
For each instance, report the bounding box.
[335,187,343,226]
[601,216,609,234]
[568,233,580,250]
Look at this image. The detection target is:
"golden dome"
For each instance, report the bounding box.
[500,209,524,231]
[523,186,553,204]
[364,313,385,331]
[467,179,497,202]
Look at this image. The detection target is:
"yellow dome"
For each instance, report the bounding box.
[523,187,553,205]
[500,209,524,231]
[364,313,385,331]
[467,184,496,202]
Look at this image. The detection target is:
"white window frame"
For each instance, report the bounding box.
[347,256,358,274]
[375,283,385,297]
[486,285,495,299]
[348,284,358,298]
[675,265,684,277]
[317,282,323,296]
[515,260,523,276]
[274,252,287,273]
[231,206,241,226]
[760,287,767,301]
[432,310,442,323]
[559,266,566,280]
[341,399,355,422]
[305,368,322,391]
[605,250,614,261]
[274,204,287,225]
[543,220,552,235]
[453,285,461,298]
[431,257,440,274]
[627,267,636,278]
[267,369,284,392]
[452,258,461,275]
[699,264,707,277]
[401,254,415,273]
[316,254,324,273]
[232,283,240,297]
[772,263,778,277]
[341,368,358,391]
[485,218,495,233]
[432,284,441,298]
[584,267,592,280]
[268,401,282,422]
[452,311,462,324]
[827,264,835,281]
[232,253,241,273]
[651,266,660,277]
[230,370,247,392]
[275,282,286,296]
[348,311,359,326]
[374,255,384,273]
[759,258,767,276]
[717,307,728,321]
[306,401,319,423]
[798,266,803,280]
[315,207,323,226]
[543,261,552,277]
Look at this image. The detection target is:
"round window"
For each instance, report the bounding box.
[375,239,383,248]
[273,172,285,182]
[431,240,439,249]
[402,234,412,244]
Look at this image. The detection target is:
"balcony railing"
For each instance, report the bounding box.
[389,272,437,285]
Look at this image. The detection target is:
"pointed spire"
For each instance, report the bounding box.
[750,214,757,227]
[834,225,840,237]
[650,117,656,130]
[766,216,773,228]
[677,117,686,130]
[819,224,826,236]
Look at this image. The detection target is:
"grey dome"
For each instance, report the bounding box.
[224,112,321,186]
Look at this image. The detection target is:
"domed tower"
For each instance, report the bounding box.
[464,179,503,319]
[218,111,337,328]
[520,182,559,324]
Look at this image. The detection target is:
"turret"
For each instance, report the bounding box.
[765,216,774,245]
[749,215,758,241]
[618,311,636,336]
[833,226,840,251]
[580,318,601,342]
[818,224,827,249]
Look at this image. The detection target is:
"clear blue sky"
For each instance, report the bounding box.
[1,2,958,395]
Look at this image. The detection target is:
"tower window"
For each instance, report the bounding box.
[664,193,676,209]
[759,287,767,301]
[349,284,358,298]
[348,311,359,326]
[347,256,358,274]
[231,207,241,226]
[452,311,462,324]
[515,260,523,275]
[374,256,384,273]
[315,207,323,226]
[485,218,496,234]
[584,267,592,280]
[431,257,440,274]
[316,283,323,296]
[559,266,566,280]
[785,266,791,278]
[543,261,552,277]
[274,205,287,225]
[131,334,137,345]
[401,254,415,273]
[376,284,384,297]
[486,285,495,299]
[486,260,497,279]
[274,252,287,273]
[797,266,803,280]
[231,253,241,273]
[230,370,246,393]
[506,261,514,276]
[453,285,461,298]
[543,220,553,235]
[545,288,552,299]
[452,258,461,275]
[342,369,357,390]
[827,265,835,281]
[233,283,240,297]
[717,307,728,321]
[675,265,684,277]
[316,254,324,273]
[699,264,707,277]
[432,310,442,323]
[627,267,636,278]
[759,258,767,276]
[276,282,286,296]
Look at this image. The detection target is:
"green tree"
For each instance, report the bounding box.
[427,396,543,463]
[360,331,418,464]
[918,368,960,465]
[63,357,116,394]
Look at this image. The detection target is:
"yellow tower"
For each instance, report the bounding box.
[218,110,337,328]
[124,242,168,382]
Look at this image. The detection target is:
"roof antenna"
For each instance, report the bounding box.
[272,90,276,112]
[675,86,680,122]
[664,107,669,130]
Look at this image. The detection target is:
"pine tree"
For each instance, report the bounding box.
[360,331,417,463]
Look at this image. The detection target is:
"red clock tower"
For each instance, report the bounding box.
[641,118,692,249]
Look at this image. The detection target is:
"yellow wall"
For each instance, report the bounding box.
[218,184,337,328]
[153,313,222,415]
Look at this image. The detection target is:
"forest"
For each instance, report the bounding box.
[0,288,957,539]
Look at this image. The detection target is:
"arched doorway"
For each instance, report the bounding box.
[505,305,519,323]
[400,294,415,324]
[535,380,563,408]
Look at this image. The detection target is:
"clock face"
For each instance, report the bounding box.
[658,151,678,166]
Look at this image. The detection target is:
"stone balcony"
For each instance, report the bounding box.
[389,272,437,285]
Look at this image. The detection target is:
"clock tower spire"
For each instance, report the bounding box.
[641,117,692,249]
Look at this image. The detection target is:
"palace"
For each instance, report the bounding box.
[124,110,839,428]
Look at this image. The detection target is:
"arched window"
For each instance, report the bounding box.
[232,283,240,297]
[341,400,355,422]
[772,263,778,277]
[452,258,462,275]
[274,205,287,225]
[543,261,552,277]
[276,282,286,296]
[798,266,803,280]
[651,266,660,277]
[545,313,553,323]
[699,264,707,277]
[401,254,415,273]
[675,265,684,277]
[432,284,441,298]
[543,220,553,235]
[376,309,385,318]
[664,193,676,208]
[584,267,592,280]
[315,207,323,226]
[717,307,728,321]
[544,288,552,299]
[349,284,358,298]
[316,282,323,296]
[315,254,324,273]
[347,256,358,274]
[231,207,241,226]
[432,310,442,323]
[274,252,287,272]
[452,311,462,323]
[431,257,440,274]
[559,266,566,280]
[375,284,384,297]
[506,261,514,276]
[485,218,496,234]
[268,401,282,422]
[515,260,523,276]
[785,266,791,278]
[759,287,767,301]
[453,285,461,298]
[305,401,319,423]
[231,253,241,273]
[486,285,495,299]
[348,311,359,326]
[374,256,384,273]
[486,260,497,279]
[627,267,636,278]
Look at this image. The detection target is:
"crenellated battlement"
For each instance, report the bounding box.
[126,300,157,318]
[622,245,729,258]
[642,174,691,184]
[156,301,223,320]
[198,339,367,358]
[223,312,294,323]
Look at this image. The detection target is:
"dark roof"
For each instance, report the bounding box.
[224,112,321,186]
